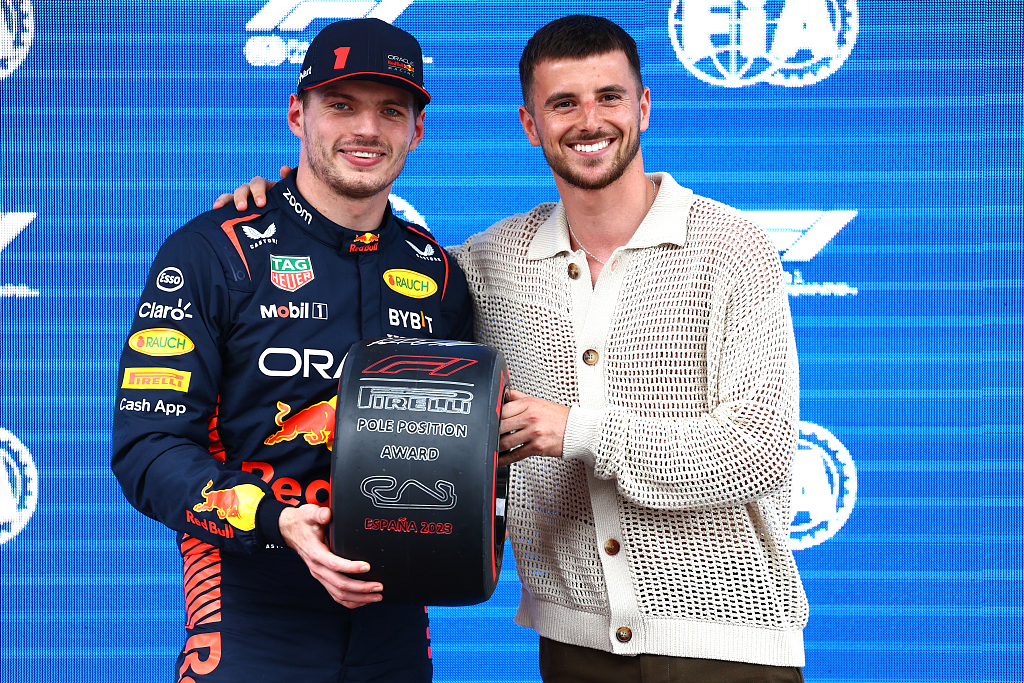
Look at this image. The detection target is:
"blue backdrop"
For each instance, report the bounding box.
[0,1,1017,681]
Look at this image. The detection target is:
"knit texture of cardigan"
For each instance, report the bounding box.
[452,172,808,667]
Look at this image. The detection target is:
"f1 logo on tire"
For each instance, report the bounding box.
[362,356,477,376]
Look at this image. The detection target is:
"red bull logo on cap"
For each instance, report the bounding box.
[264,396,337,451]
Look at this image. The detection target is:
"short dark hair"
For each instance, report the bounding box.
[519,15,643,113]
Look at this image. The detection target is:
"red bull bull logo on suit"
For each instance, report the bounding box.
[264,396,337,451]
[191,480,263,531]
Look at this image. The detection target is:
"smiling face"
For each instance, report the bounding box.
[519,50,650,191]
[289,79,425,201]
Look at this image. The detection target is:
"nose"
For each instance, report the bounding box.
[349,108,382,138]
[578,100,600,131]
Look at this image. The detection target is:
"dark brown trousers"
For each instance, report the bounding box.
[539,637,805,683]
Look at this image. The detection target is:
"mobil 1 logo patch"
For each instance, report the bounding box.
[261,301,328,320]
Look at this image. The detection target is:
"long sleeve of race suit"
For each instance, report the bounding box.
[111,227,287,554]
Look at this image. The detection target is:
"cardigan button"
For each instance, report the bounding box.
[604,539,620,556]
[615,626,632,643]
[568,263,580,279]
[583,349,599,366]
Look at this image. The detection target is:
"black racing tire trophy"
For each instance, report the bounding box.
[330,338,509,606]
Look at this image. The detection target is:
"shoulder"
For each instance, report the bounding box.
[393,215,440,251]
[688,195,777,261]
[456,202,558,258]
[686,195,784,303]
[390,217,470,304]
[165,206,274,286]
[171,205,271,246]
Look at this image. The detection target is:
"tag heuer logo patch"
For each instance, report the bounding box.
[270,255,314,292]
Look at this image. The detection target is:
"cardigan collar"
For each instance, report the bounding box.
[526,172,695,261]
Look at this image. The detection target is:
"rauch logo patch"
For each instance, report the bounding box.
[383,269,437,299]
[129,328,195,357]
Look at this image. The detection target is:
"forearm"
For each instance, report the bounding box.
[112,436,284,552]
[564,291,800,511]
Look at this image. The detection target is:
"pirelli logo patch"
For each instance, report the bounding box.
[121,367,192,392]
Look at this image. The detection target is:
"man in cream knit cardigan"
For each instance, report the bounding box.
[217,15,808,682]
[451,15,808,683]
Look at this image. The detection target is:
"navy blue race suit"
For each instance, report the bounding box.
[111,172,472,682]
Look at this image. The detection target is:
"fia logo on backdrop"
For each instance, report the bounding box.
[788,422,856,550]
[0,212,39,545]
[669,0,858,87]
[0,428,36,545]
[0,0,33,80]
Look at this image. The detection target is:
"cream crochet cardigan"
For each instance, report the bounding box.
[452,172,808,667]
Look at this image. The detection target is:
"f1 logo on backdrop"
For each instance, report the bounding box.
[0,0,34,81]
[244,0,416,66]
[747,210,859,297]
[363,356,477,376]
[0,212,38,298]
[669,0,858,87]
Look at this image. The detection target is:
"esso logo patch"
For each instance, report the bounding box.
[156,267,184,292]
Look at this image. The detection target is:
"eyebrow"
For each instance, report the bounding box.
[320,89,414,111]
[543,84,631,109]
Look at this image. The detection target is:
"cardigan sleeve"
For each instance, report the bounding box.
[560,199,801,512]
[562,278,800,512]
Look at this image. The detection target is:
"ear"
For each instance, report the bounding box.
[638,86,651,133]
[519,105,542,147]
[287,93,304,139]
[407,108,426,152]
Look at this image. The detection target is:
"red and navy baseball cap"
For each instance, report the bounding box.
[296,18,430,107]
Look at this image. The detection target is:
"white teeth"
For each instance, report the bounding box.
[572,140,610,153]
[350,151,384,158]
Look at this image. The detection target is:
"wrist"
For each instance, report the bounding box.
[255,496,289,548]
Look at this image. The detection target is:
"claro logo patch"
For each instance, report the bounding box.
[383,269,436,299]
[129,328,195,357]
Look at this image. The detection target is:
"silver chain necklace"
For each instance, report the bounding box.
[567,178,657,266]
[567,220,606,264]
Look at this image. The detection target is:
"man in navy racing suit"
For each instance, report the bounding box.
[111,19,471,682]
